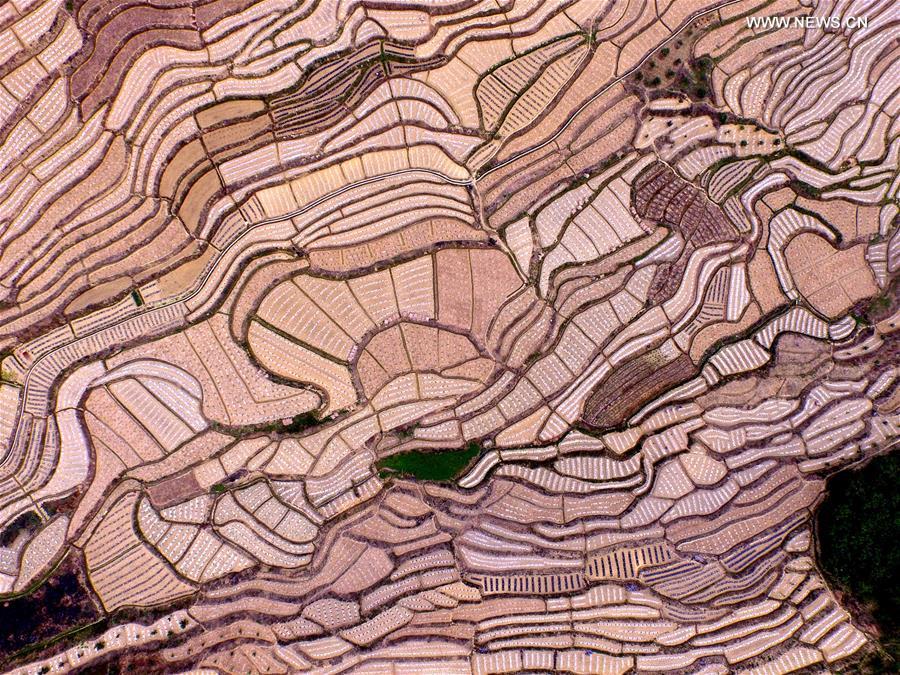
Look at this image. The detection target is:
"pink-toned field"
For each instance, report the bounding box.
[0,0,897,673]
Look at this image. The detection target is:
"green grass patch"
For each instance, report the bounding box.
[377,442,482,482]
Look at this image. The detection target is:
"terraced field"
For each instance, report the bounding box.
[0,0,897,673]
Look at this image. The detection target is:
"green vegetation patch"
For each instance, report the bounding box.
[791,180,823,200]
[0,510,41,547]
[280,412,320,433]
[377,442,481,482]
[849,281,898,334]
[214,411,322,437]
[859,281,897,325]
[627,15,716,104]
[817,453,900,669]
[0,556,100,665]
